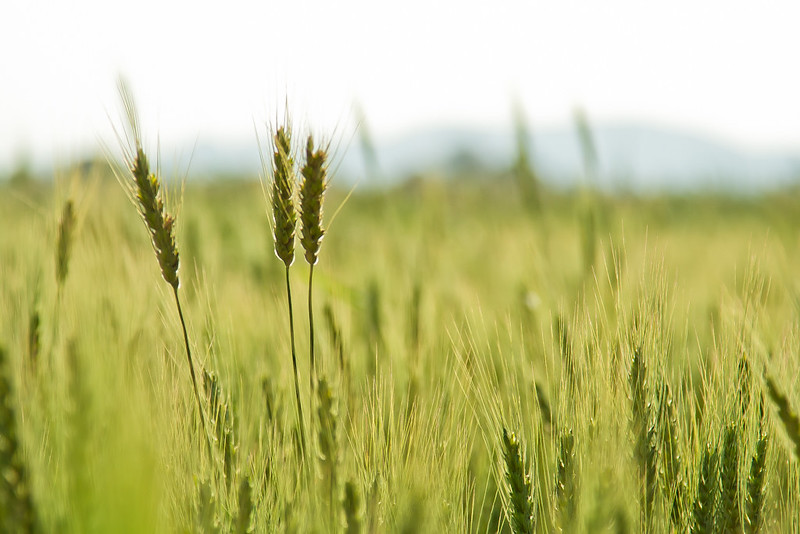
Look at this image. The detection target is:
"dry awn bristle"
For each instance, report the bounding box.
[300,135,327,266]
[271,126,296,268]
[130,147,180,289]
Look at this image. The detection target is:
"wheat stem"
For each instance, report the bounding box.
[286,267,307,462]
[300,134,327,398]
[308,263,316,396]
[173,288,213,460]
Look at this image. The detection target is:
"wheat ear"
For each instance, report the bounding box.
[52,198,76,353]
[691,445,718,534]
[502,427,534,534]
[745,398,768,534]
[554,428,576,531]
[55,199,75,289]
[657,379,685,530]
[716,423,741,532]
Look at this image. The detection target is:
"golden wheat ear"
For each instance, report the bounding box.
[115,80,181,290]
[130,147,180,290]
[300,134,327,267]
[271,125,297,268]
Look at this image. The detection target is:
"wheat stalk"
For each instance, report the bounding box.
[115,82,210,456]
[300,134,327,395]
[269,124,307,462]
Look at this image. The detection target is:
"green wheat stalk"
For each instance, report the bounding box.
[115,82,210,456]
[300,134,327,395]
[270,123,307,462]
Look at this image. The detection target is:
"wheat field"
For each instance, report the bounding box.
[1,120,800,533]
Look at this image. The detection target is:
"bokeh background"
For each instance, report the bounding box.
[3,0,800,191]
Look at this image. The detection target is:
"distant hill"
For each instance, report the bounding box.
[174,122,800,193]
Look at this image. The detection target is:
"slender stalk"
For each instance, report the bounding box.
[308,263,316,395]
[299,134,327,398]
[286,267,307,461]
[173,288,213,460]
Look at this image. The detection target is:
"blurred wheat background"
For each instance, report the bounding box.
[3,1,800,532]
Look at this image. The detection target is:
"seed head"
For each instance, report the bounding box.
[271,126,296,268]
[502,427,534,534]
[130,147,180,290]
[300,135,327,266]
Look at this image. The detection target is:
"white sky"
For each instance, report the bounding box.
[2,0,800,168]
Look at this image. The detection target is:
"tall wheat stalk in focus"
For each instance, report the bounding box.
[114,81,211,456]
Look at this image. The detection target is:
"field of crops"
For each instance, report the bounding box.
[2,119,800,533]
